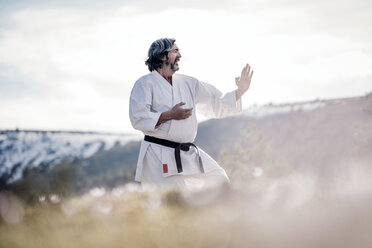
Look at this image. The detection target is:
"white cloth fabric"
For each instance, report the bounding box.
[129,70,242,188]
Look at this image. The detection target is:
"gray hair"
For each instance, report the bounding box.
[145,38,176,71]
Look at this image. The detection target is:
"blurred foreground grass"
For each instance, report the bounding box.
[1,178,372,248]
[0,184,236,248]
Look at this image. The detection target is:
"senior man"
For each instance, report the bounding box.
[129,38,253,189]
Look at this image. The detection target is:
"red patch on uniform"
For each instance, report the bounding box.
[163,164,168,173]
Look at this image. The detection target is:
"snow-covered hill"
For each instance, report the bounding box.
[242,99,327,118]
[0,131,140,184]
[2,94,371,186]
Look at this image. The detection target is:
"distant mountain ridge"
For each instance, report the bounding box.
[0,130,140,185]
[1,93,372,194]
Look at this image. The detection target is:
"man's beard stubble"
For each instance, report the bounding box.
[171,62,179,72]
[165,56,180,72]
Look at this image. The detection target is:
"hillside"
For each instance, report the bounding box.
[1,93,371,201]
[196,93,372,187]
[0,131,140,185]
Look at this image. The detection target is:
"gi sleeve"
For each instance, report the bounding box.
[195,80,242,118]
[129,80,162,132]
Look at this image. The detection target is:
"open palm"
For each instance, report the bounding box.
[235,64,254,93]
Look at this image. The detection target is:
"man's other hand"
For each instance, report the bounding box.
[156,102,193,126]
[169,102,193,120]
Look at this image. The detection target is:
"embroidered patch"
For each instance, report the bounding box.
[163,164,168,173]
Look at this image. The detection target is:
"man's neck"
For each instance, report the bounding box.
[156,67,174,84]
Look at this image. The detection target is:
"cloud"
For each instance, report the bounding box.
[0,0,371,131]
[0,7,143,98]
[0,0,239,15]
[0,95,131,132]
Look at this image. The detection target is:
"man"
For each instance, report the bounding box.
[129,38,253,190]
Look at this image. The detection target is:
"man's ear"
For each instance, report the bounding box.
[162,54,169,62]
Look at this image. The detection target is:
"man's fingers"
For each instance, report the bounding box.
[180,107,192,111]
[247,70,253,81]
[243,64,250,78]
[241,64,251,79]
[184,108,193,117]
[241,66,246,78]
[246,64,251,76]
[180,110,192,119]
[173,102,185,109]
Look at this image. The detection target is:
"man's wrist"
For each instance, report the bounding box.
[237,87,247,94]
[157,110,173,126]
[236,88,246,100]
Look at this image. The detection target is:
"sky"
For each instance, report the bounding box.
[0,0,371,133]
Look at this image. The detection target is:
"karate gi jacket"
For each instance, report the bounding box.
[129,70,242,182]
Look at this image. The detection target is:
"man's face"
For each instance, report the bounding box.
[165,44,182,72]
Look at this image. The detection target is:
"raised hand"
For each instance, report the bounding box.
[235,64,254,99]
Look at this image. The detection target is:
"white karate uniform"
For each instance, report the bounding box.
[129,70,242,190]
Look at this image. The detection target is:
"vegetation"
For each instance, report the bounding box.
[1,177,371,248]
[7,141,140,204]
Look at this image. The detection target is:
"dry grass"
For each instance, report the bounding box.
[1,169,372,248]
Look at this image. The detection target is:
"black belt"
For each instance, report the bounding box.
[144,135,204,173]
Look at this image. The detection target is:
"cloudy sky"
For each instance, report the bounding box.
[0,0,371,133]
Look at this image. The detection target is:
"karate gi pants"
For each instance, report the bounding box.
[141,144,230,190]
